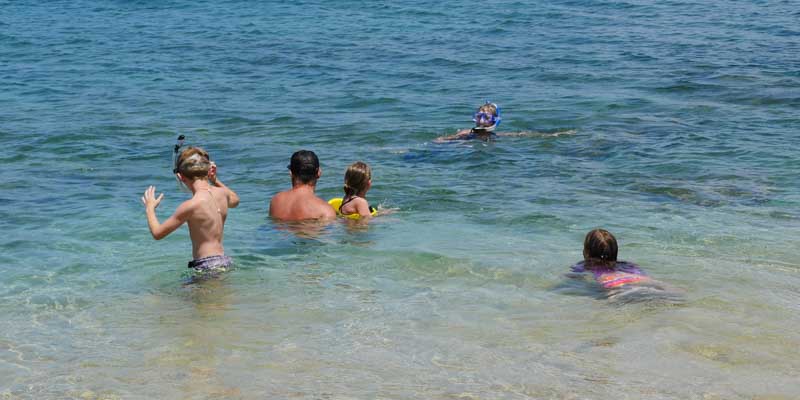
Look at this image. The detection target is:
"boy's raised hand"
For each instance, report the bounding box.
[141,186,164,210]
[208,162,218,184]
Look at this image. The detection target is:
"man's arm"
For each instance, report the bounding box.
[268,192,283,218]
[142,186,191,240]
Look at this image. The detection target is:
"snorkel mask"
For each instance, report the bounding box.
[472,102,501,132]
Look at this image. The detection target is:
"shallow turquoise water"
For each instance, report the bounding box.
[1,0,799,398]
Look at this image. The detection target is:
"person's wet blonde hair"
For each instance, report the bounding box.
[177,147,211,180]
[478,103,497,115]
[343,161,371,197]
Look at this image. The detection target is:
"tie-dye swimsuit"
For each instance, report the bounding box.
[570,261,648,289]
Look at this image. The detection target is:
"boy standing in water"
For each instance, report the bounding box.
[269,150,336,221]
[142,147,240,273]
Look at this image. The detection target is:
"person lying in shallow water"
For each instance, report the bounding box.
[567,229,684,304]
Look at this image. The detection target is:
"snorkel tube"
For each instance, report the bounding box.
[171,134,193,193]
[172,134,186,174]
[472,102,501,133]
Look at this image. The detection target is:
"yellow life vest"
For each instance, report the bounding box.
[328,198,377,220]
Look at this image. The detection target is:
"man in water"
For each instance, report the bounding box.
[269,150,336,221]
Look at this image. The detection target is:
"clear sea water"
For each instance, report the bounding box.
[1,0,799,398]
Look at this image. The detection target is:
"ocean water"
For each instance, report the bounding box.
[1,0,799,398]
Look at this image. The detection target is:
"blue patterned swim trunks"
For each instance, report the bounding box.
[187,254,233,274]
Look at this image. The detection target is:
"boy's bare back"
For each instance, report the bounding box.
[143,182,238,259]
[142,148,240,263]
[183,185,230,258]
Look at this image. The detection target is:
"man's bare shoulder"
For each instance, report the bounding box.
[271,189,291,200]
[268,191,287,215]
[269,190,291,207]
[314,197,336,218]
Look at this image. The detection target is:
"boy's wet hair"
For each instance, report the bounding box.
[177,147,211,180]
[289,150,319,184]
[584,229,618,265]
[343,161,371,197]
[478,103,497,115]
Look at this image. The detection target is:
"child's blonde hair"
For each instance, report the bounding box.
[583,229,618,267]
[343,161,371,197]
[478,103,497,116]
[177,147,211,180]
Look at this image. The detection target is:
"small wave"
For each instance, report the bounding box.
[369,145,410,155]
[500,129,577,138]
[606,284,686,306]
[339,96,401,109]
[725,95,800,107]
[210,116,264,126]
[654,81,723,93]
[768,211,800,221]
[269,115,296,123]
[422,56,478,68]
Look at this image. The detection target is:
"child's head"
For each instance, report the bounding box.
[176,147,211,181]
[289,150,320,184]
[473,102,499,128]
[343,161,371,197]
[583,229,618,265]
[478,103,497,115]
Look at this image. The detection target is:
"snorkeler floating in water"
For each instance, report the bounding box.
[435,102,504,142]
[434,102,578,142]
